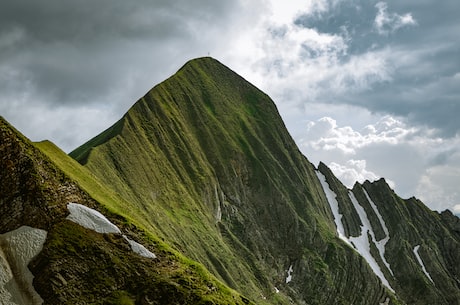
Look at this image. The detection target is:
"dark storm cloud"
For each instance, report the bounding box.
[0,0,232,42]
[0,0,237,106]
[0,0,244,151]
[293,0,460,137]
[294,0,379,55]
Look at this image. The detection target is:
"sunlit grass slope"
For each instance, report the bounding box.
[33,139,254,305]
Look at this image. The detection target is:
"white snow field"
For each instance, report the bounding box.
[285,265,293,284]
[315,171,352,246]
[363,189,394,276]
[413,245,434,284]
[66,202,156,258]
[123,235,156,258]
[0,226,47,305]
[348,191,394,292]
[316,171,394,292]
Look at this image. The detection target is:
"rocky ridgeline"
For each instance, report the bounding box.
[68,57,460,304]
[318,162,460,304]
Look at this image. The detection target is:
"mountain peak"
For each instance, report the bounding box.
[179,56,225,69]
[173,56,236,82]
[67,57,460,304]
[69,58,399,304]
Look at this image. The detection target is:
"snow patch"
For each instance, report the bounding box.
[380,297,390,305]
[66,202,121,234]
[285,265,293,284]
[317,170,394,291]
[216,204,222,222]
[413,245,434,284]
[363,189,393,276]
[348,192,394,292]
[0,226,47,305]
[315,171,352,245]
[214,185,222,222]
[67,203,156,259]
[123,236,156,259]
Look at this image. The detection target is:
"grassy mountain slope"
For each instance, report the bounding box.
[0,116,253,305]
[71,57,397,304]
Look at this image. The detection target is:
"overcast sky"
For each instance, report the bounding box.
[1,0,459,214]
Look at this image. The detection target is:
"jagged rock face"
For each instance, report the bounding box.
[318,162,460,305]
[363,181,460,304]
[0,119,68,232]
[0,117,253,305]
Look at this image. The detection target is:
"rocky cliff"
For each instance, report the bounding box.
[318,162,460,304]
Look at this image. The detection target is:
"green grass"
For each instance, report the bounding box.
[35,140,131,217]
[31,57,402,304]
[34,219,251,305]
[33,139,255,304]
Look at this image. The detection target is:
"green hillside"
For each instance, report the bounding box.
[0,116,253,304]
[70,57,395,304]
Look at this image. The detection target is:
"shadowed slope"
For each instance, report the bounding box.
[318,162,460,305]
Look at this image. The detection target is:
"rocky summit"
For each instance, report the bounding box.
[1,57,459,304]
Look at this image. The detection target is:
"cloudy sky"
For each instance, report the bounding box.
[1,0,459,214]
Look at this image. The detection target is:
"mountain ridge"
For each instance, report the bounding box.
[70,57,401,304]
[72,56,343,303]
[1,57,459,304]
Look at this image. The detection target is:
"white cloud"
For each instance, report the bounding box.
[300,115,416,155]
[266,0,315,24]
[244,26,392,107]
[415,154,460,212]
[222,1,395,108]
[329,160,384,188]
[296,114,460,212]
[374,2,417,35]
[453,205,460,214]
